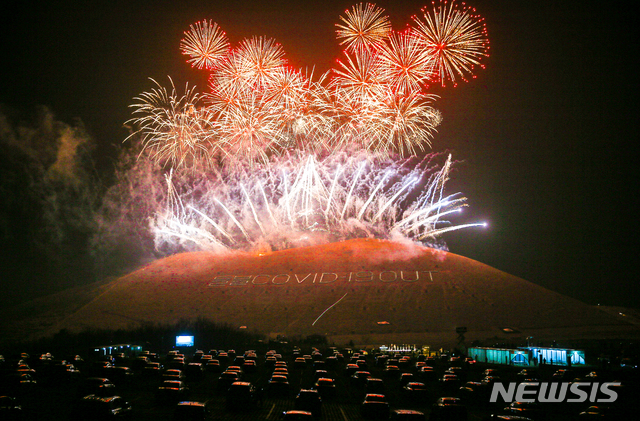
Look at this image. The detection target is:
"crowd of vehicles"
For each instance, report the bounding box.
[0,346,636,420]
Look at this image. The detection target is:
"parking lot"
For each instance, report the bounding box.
[1,346,636,420]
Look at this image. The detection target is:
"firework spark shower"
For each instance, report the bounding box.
[125,1,490,254]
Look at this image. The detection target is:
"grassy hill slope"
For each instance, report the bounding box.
[3,238,637,347]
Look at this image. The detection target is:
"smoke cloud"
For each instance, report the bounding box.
[0,106,99,305]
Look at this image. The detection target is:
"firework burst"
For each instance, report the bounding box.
[331,49,385,103]
[153,151,484,253]
[336,3,392,52]
[377,30,434,94]
[411,0,490,86]
[180,20,230,70]
[125,2,490,254]
[369,91,441,156]
[127,78,220,169]
[232,36,287,90]
[215,92,289,166]
[132,2,489,168]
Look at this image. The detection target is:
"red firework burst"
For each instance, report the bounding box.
[411,0,489,86]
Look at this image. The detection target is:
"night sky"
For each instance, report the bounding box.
[1,0,638,308]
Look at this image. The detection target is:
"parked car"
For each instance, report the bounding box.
[313,378,336,398]
[217,371,240,390]
[282,410,314,420]
[295,389,322,417]
[481,375,501,386]
[325,356,338,369]
[488,416,534,420]
[104,366,133,384]
[172,401,210,420]
[457,381,488,404]
[273,367,289,378]
[398,357,412,370]
[44,361,81,382]
[226,381,258,410]
[345,363,360,376]
[430,397,467,421]
[356,359,368,369]
[399,372,415,387]
[184,363,204,381]
[384,365,400,377]
[130,356,149,371]
[217,352,229,364]
[162,369,186,382]
[439,374,462,391]
[167,359,185,370]
[0,395,23,421]
[364,377,386,395]
[205,359,221,373]
[142,362,163,377]
[157,380,189,402]
[267,375,290,397]
[361,394,390,420]
[401,382,428,403]
[77,377,117,398]
[351,371,371,387]
[89,361,113,377]
[445,367,464,377]
[418,366,437,381]
[516,369,538,382]
[71,395,132,419]
[0,372,37,393]
[551,369,573,382]
[501,401,546,420]
[578,404,626,419]
[314,369,330,381]
[227,366,243,376]
[111,354,128,367]
[390,409,426,420]
[243,359,257,373]
[193,350,205,361]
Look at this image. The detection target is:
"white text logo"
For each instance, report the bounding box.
[489,382,620,403]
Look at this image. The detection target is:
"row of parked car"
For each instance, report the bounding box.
[1,347,636,420]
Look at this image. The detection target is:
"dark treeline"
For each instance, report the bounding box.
[5,318,267,359]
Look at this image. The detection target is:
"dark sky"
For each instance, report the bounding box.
[1,0,638,307]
